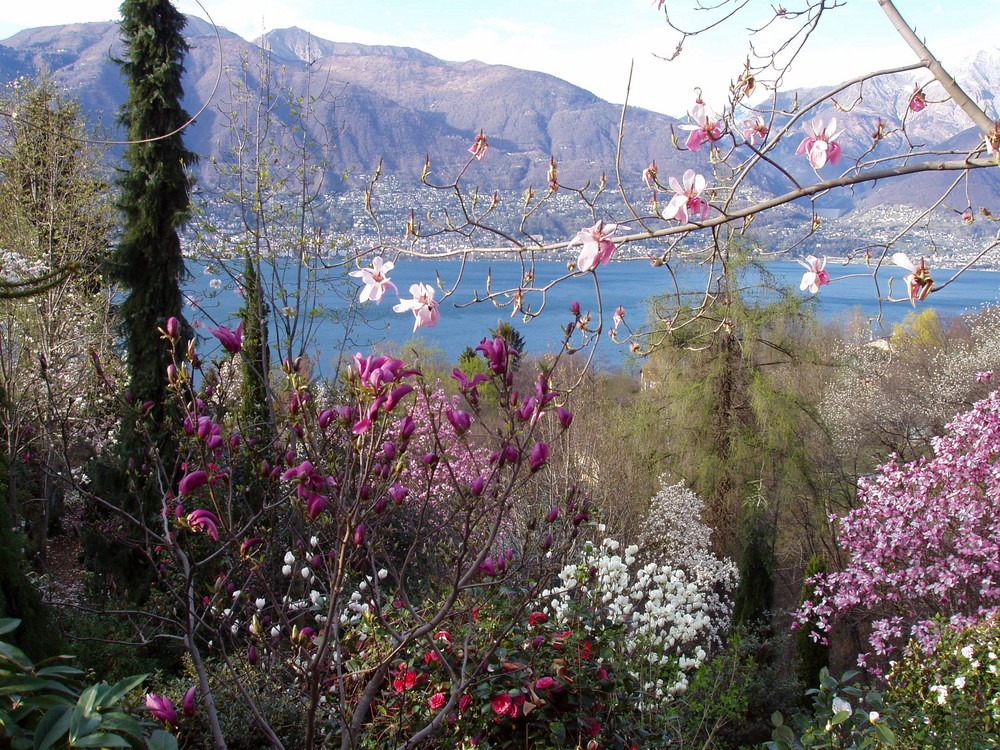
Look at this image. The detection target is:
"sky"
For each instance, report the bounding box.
[1,1,997,116]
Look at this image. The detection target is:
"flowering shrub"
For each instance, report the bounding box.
[797,387,1000,667]
[885,614,1000,749]
[636,477,739,630]
[545,530,735,701]
[91,320,582,749]
[767,668,895,750]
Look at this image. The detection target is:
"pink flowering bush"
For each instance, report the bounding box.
[796,387,1000,668]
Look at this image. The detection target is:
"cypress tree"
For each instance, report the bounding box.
[795,554,831,687]
[732,513,776,631]
[113,0,195,456]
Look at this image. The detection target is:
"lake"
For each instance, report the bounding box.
[186,259,1000,373]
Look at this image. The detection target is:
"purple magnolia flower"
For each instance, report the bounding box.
[187,509,220,541]
[179,470,209,496]
[146,694,177,726]
[529,442,549,472]
[183,686,197,717]
[477,337,517,375]
[209,321,243,353]
[446,408,472,435]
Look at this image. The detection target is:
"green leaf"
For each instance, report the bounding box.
[772,710,784,727]
[874,722,896,746]
[68,686,101,743]
[0,677,72,696]
[71,733,132,747]
[0,619,22,637]
[773,724,796,746]
[97,712,144,740]
[548,722,566,742]
[33,705,72,750]
[36,666,86,680]
[0,641,33,671]
[76,685,100,716]
[145,729,179,750]
[830,710,850,726]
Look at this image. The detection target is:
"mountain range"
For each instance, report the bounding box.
[1,16,998,218]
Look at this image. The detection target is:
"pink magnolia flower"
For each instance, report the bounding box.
[661,169,710,224]
[642,160,658,189]
[209,321,243,353]
[469,129,489,161]
[146,694,177,726]
[682,101,724,152]
[796,116,844,169]
[393,282,440,331]
[986,122,1000,156]
[892,252,933,306]
[348,256,396,303]
[612,305,625,333]
[908,84,927,113]
[183,686,197,717]
[742,116,769,145]
[797,255,830,294]
[570,220,626,272]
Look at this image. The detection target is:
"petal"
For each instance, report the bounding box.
[892,252,917,272]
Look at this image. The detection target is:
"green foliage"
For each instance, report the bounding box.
[890,308,947,355]
[678,629,800,749]
[796,555,831,690]
[0,618,175,750]
[767,668,895,750]
[0,502,63,661]
[885,616,1000,749]
[106,0,195,595]
[642,255,828,557]
[0,77,112,297]
[732,513,776,630]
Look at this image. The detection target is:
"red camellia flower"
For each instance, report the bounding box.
[429,692,447,711]
[491,693,513,716]
[534,676,556,690]
[528,612,547,627]
[579,641,593,660]
[584,717,602,738]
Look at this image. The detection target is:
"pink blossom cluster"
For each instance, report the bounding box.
[796,387,1000,663]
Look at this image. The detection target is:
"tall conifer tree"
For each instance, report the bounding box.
[113,0,194,456]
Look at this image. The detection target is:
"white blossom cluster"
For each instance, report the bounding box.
[0,249,49,283]
[821,307,1000,458]
[637,477,739,635]
[544,528,734,697]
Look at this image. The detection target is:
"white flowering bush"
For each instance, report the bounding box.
[885,614,1000,749]
[544,516,736,699]
[638,477,739,627]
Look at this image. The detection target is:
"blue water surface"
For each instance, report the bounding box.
[187,259,1000,373]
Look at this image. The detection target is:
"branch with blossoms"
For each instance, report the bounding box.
[325,0,1000,359]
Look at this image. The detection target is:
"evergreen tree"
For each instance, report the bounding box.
[732,512,776,631]
[795,554,831,688]
[113,0,195,455]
